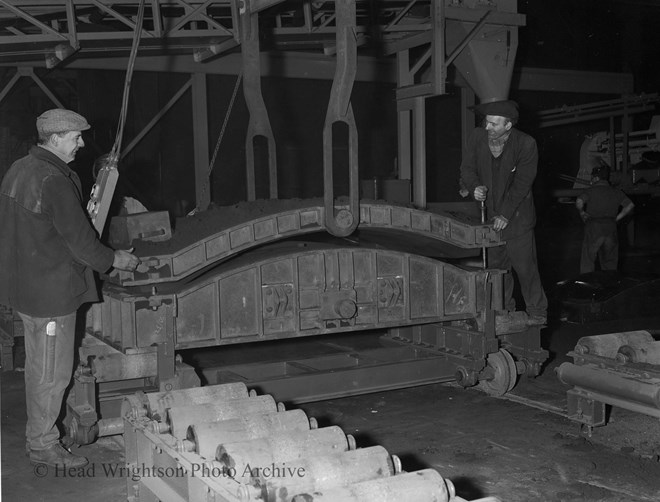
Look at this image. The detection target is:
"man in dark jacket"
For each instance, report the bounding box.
[576,164,634,273]
[0,109,140,468]
[460,100,548,326]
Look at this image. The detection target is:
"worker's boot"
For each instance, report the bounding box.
[495,311,529,334]
[526,314,547,326]
[29,442,88,468]
[26,436,75,458]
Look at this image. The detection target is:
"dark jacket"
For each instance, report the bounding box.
[0,146,114,317]
[460,127,539,239]
[577,181,632,236]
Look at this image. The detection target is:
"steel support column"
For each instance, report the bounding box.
[396,52,412,182]
[396,53,426,209]
[412,96,427,208]
[192,72,211,210]
[461,86,476,149]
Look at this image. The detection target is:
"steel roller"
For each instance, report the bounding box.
[166,395,280,439]
[182,409,316,459]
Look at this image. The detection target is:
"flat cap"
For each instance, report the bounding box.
[473,100,519,120]
[36,108,90,135]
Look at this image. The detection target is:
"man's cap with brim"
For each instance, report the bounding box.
[472,99,519,120]
[36,108,91,135]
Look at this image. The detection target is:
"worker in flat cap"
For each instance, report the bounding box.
[460,99,548,327]
[0,108,140,469]
[575,161,634,273]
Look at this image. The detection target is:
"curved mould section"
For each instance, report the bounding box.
[109,202,503,287]
[91,245,504,352]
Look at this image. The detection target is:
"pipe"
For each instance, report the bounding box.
[556,362,660,408]
[98,417,124,437]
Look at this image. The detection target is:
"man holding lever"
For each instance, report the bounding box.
[459,100,547,326]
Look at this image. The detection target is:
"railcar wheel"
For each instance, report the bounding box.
[478,349,518,396]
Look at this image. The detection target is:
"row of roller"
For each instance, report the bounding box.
[122,383,502,502]
[569,330,659,363]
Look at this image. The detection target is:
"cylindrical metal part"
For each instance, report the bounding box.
[217,426,352,473]
[252,445,396,502]
[289,468,452,502]
[556,362,660,408]
[168,395,278,439]
[616,340,660,364]
[575,331,653,359]
[91,352,157,381]
[188,410,314,459]
[142,382,250,421]
[98,417,124,437]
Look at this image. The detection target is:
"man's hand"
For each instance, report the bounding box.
[113,249,140,272]
[579,211,590,223]
[474,185,488,202]
[492,215,509,231]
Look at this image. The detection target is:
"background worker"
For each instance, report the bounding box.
[0,108,140,469]
[576,164,634,273]
[460,99,548,326]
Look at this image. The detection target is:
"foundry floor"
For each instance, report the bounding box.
[3,202,660,501]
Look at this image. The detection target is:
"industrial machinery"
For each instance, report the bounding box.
[68,199,548,445]
[122,382,501,501]
[557,330,660,430]
[541,94,660,198]
[577,111,660,195]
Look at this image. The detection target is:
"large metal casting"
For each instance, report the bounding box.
[122,382,499,502]
[91,244,504,352]
[109,201,503,286]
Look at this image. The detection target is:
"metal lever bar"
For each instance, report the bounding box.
[480,200,487,269]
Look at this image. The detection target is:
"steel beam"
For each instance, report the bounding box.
[191,72,211,210]
[514,66,635,95]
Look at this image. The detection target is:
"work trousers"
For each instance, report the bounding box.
[18,311,76,451]
[580,220,618,274]
[487,229,548,317]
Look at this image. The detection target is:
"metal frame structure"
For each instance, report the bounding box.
[542,94,660,199]
[0,2,637,211]
[0,0,528,209]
